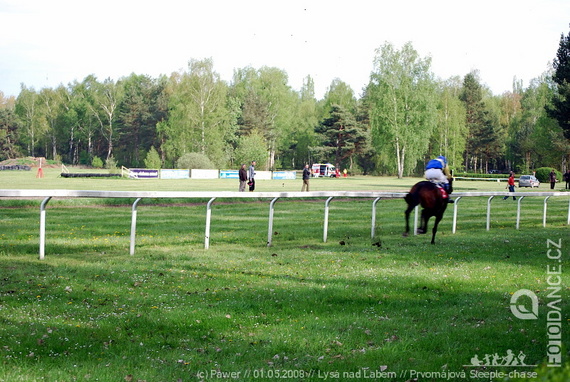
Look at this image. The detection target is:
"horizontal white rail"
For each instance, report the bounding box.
[0,190,409,198]
[1,189,567,199]
[1,190,568,259]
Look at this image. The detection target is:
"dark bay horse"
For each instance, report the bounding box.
[403,178,453,244]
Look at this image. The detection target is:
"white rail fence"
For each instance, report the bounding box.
[1,190,568,260]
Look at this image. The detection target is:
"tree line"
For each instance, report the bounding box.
[1,37,569,177]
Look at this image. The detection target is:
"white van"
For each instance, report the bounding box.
[311,163,337,177]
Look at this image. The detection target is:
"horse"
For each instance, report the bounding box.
[403,178,453,244]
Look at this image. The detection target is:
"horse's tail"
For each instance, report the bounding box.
[405,190,419,207]
[405,181,432,208]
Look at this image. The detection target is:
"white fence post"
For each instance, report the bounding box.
[371,197,381,239]
[204,198,216,249]
[39,196,52,260]
[516,196,525,230]
[543,196,551,227]
[486,196,495,231]
[323,197,334,243]
[452,196,462,234]
[267,197,279,247]
[130,198,142,255]
[414,205,419,235]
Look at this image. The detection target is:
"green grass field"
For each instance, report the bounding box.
[0,168,568,381]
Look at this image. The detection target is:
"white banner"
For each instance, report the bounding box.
[191,169,219,179]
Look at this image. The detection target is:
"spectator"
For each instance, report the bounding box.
[238,164,247,192]
[248,161,256,192]
[503,171,516,200]
[549,169,557,190]
[301,164,311,191]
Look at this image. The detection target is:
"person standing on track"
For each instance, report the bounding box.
[503,171,516,200]
[301,164,310,191]
[248,161,256,192]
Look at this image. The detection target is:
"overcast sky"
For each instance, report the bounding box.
[1,0,569,99]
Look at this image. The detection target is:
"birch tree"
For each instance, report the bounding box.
[15,85,46,156]
[432,77,467,170]
[164,58,229,166]
[280,75,318,168]
[368,42,438,177]
[232,66,296,170]
[86,77,122,162]
[39,86,65,160]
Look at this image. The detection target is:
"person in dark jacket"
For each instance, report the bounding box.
[238,164,248,192]
[549,169,557,190]
[301,164,311,191]
[248,161,256,192]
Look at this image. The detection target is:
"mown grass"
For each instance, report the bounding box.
[0,170,568,381]
[3,166,570,193]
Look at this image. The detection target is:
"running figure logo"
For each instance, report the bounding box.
[467,350,536,367]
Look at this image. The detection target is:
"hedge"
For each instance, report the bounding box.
[535,167,562,183]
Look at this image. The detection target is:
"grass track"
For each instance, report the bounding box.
[0,169,568,381]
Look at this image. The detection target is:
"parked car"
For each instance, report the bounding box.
[518,175,540,188]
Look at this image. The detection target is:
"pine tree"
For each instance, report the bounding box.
[548,26,570,139]
[460,72,494,172]
[314,104,367,168]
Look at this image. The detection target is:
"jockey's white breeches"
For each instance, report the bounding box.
[425,168,448,184]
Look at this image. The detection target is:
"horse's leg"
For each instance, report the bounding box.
[403,194,417,237]
[418,209,430,234]
[430,211,444,244]
[403,203,415,237]
[431,202,449,244]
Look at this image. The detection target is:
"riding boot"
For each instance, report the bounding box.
[444,183,454,203]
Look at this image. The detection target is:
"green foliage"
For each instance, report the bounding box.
[320,78,357,118]
[79,150,90,165]
[460,71,505,172]
[144,146,162,169]
[6,40,570,177]
[369,42,438,178]
[457,172,509,179]
[232,66,298,170]
[0,108,22,160]
[91,156,103,168]
[548,27,570,139]
[164,59,231,168]
[105,156,118,171]
[115,74,168,167]
[233,132,267,169]
[535,167,562,182]
[15,85,47,157]
[175,152,215,169]
[314,104,367,167]
[432,77,467,170]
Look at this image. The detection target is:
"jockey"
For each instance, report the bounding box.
[425,155,452,193]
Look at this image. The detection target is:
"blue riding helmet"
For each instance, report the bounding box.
[437,156,447,166]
